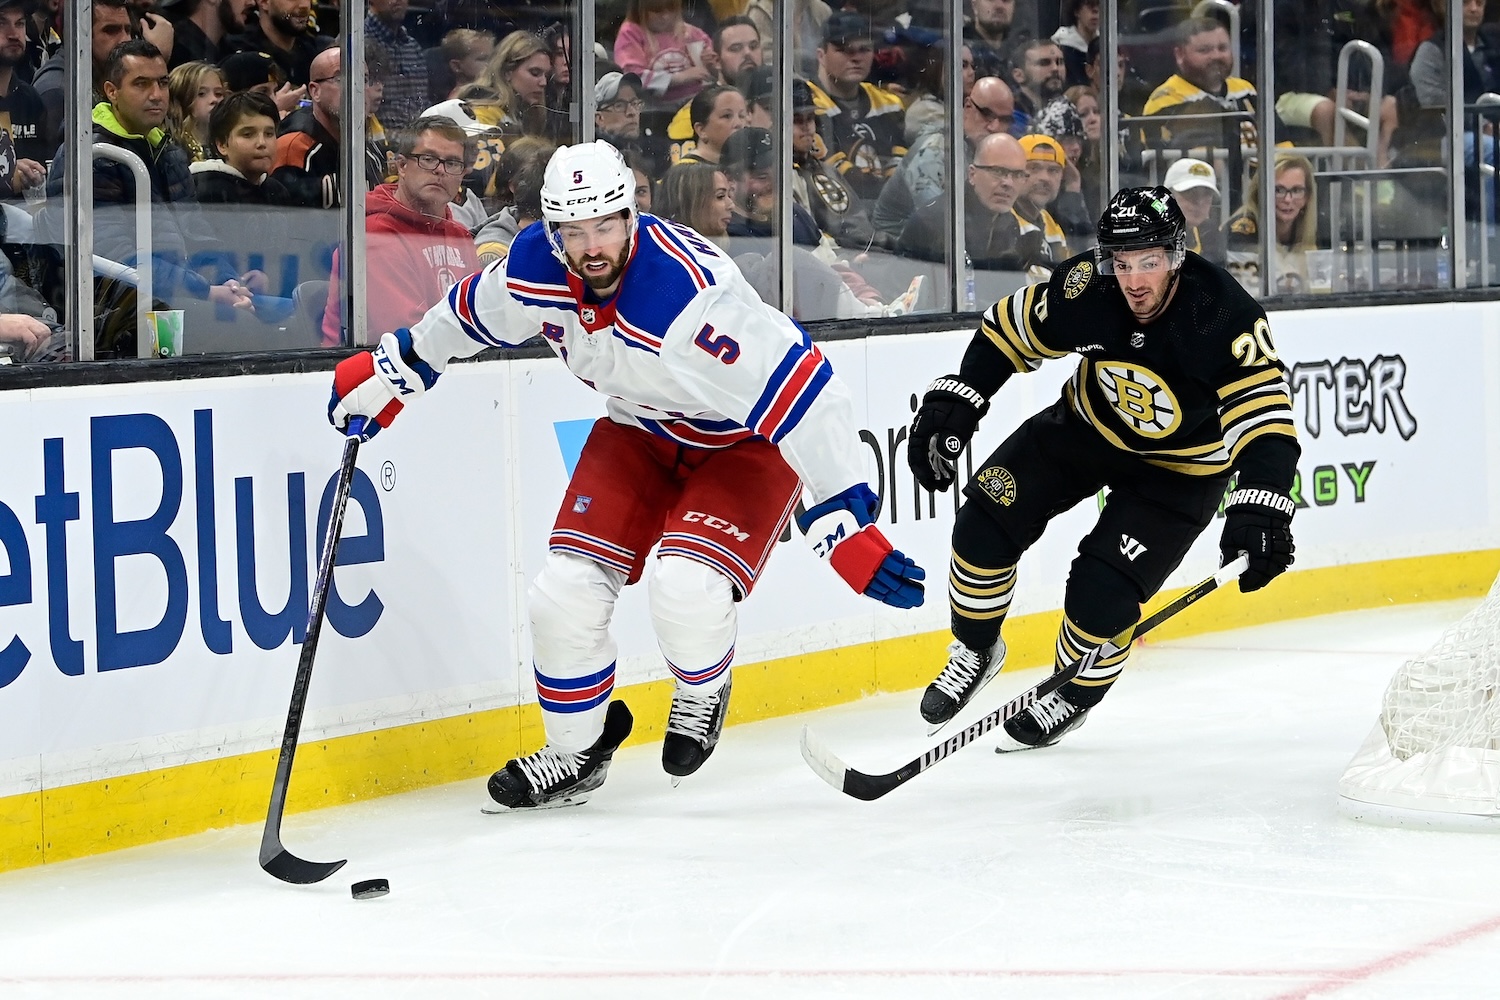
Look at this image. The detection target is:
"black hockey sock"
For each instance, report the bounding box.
[949,553,1016,651]
[949,504,1023,650]
[1055,614,1131,708]
[1058,555,1144,709]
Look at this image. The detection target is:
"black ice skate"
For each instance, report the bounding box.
[994,687,1091,752]
[662,674,733,783]
[484,700,634,811]
[920,638,1006,726]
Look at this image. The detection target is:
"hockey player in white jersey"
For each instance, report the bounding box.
[329,140,925,809]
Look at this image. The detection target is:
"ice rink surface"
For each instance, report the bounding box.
[3,601,1499,1000]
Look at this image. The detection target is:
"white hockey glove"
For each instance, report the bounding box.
[797,485,925,609]
[328,329,440,440]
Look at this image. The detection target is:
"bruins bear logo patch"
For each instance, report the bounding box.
[1063,259,1093,299]
[976,466,1018,506]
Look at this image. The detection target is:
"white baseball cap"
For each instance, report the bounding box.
[1163,157,1218,193]
[421,99,500,136]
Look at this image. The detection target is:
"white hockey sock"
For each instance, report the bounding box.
[649,555,737,696]
[529,551,626,753]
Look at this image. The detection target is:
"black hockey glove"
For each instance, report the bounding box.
[1219,487,1296,593]
[908,376,988,492]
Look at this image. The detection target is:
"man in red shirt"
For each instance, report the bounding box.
[322,116,479,345]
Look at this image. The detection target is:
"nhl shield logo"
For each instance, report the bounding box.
[573,495,592,513]
[581,306,596,325]
[1130,330,1145,349]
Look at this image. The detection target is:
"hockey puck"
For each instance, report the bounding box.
[350,878,390,900]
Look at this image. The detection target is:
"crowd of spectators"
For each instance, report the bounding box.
[4,0,1500,360]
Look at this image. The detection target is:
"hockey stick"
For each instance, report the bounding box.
[800,555,1249,801]
[259,418,370,884]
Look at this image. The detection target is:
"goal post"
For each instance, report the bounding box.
[1338,576,1500,831]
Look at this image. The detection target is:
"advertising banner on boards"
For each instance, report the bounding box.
[0,300,1493,796]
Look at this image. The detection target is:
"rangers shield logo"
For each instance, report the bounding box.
[573,495,592,513]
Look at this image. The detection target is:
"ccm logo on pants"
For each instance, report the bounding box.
[683,511,750,542]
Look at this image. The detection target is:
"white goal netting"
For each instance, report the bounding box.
[1338,576,1500,831]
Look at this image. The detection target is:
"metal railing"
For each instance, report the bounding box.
[91,143,154,359]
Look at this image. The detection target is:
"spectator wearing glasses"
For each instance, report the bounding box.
[595,70,646,164]
[1225,154,1319,295]
[1007,37,1068,129]
[807,12,907,201]
[898,131,1032,270]
[873,76,1013,240]
[322,115,480,345]
[420,96,500,229]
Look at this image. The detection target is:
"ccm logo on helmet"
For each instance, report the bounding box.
[566,194,602,206]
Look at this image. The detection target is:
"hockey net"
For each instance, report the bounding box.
[1338,575,1500,830]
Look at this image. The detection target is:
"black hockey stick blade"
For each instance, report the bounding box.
[799,555,1249,801]
[258,421,369,883]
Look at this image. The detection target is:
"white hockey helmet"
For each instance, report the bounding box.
[540,140,639,266]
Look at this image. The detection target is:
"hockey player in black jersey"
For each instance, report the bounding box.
[908,186,1299,749]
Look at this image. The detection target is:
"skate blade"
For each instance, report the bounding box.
[480,793,592,814]
[670,776,682,788]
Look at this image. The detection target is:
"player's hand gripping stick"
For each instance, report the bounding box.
[328,328,441,440]
[1219,486,1295,592]
[908,375,988,492]
[798,485,925,609]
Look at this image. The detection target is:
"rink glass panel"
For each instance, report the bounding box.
[20,2,1500,364]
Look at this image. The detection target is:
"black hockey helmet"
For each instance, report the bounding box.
[1095,186,1187,273]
